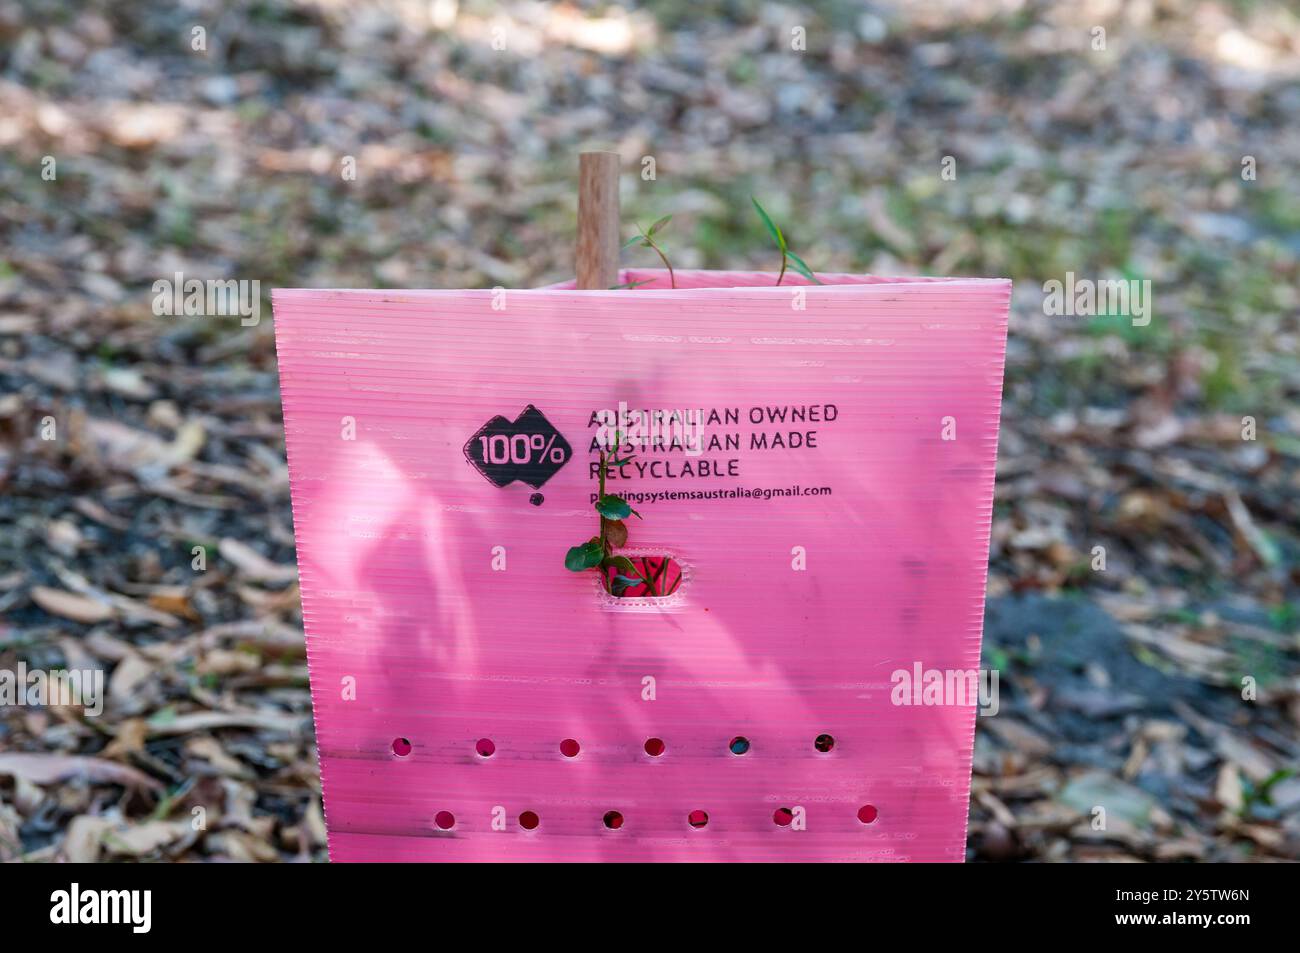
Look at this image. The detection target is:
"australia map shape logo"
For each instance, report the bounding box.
[463,404,572,489]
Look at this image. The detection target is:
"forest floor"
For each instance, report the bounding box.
[1,0,1298,861]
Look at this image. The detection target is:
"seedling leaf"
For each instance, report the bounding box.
[565,539,604,571]
[602,554,640,576]
[787,252,822,284]
[595,494,633,520]
[602,518,629,548]
[751,197,786,252]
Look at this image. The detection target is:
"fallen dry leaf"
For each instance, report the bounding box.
[30,585,114,624]
[103,717,150,759]
[147,589,200,621]
[0,802,24,862]
[63,815,114,862]
[147,709,306,737]
[0,752,162,791]
[197,648,261,676]
[1214,762,1244,813]
[185,735,254,778]
[219,538,297,583]
[102,820,193,857]
[109,653,156,708]
[206,829,279,863]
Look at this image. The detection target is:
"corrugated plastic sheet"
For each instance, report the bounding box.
[272,269,1010,861]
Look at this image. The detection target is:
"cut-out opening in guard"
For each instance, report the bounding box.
[595,551,690,610]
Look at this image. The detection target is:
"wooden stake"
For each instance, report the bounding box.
[576,151,620,290]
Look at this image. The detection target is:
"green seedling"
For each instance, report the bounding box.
[565,431,670,597]
[751,197,822,285]
[622,215,676,288]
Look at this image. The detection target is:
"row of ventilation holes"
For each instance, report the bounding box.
[393,733,839,759]
[391,734,878,830]
[428,805,879,832]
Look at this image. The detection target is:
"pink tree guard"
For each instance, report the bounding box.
[273,269,1010,861]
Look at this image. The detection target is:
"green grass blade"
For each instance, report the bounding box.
[750,197,786,252]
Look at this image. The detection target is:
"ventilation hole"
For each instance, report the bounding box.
[644,737,666,757]
[729,736,750,755]
[434,810,455,830]
[814,733,836,753]
[519,811,540,830]
[475,738,495,758]
[560,738,581,758]
[687,810,709,829]
[857,804,879,825]
[773,807,794,827]
[604,555,684,598]
[391,737,412,757]
[603,811,624,830]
